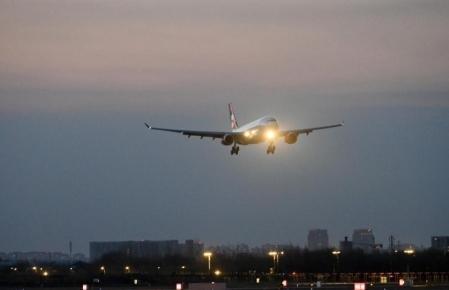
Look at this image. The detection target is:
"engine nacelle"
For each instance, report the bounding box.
[221,134,234,146]
[284,133,298,144]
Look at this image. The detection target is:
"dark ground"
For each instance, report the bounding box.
[1,284,449,290]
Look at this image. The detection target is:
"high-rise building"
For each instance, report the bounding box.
[307,229,329,250]
[352,229,375,252]
[339,236,353,252]
[431,236,449,251]
[89,239,203,261]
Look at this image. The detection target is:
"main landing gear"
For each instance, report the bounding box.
[266,143,276,154]
[230,145,240,155]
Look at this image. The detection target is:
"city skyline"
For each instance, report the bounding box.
[1,0,449,255]
[0,231,445,256]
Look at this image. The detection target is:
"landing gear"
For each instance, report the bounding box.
[230,145,240,155]
[266,144,276,154]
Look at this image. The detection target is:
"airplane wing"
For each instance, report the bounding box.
[144,123,237,139]
[280,123,343,136]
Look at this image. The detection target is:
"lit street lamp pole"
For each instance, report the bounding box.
[203,252,212,272]
[404,248,415,284]
[332,250,341,273]
[268,251,284,273]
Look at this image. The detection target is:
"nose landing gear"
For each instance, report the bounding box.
[230,145,240,155]
[266,144,276,154]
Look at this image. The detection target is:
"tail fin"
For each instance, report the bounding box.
[228,103,239,129]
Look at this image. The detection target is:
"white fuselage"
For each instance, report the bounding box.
[232,116,279,145]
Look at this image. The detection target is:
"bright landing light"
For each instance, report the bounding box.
[244,129,259,138]
[265,130,277,140]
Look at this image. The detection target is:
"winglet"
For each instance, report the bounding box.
[144,123,151,129]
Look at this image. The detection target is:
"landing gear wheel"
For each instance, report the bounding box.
[266,144,276,154]
[231,145,240,155]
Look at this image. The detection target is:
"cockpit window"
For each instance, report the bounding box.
[263,117,276,122]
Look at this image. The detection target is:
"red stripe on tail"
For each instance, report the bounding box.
[228,103,239,129]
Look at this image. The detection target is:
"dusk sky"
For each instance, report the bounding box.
[1,0,449,255]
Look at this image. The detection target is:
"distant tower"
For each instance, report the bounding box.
[339,236,353,252]
[69,241,73,257]
[431,236,449,251]
[307,229,329,250]
[388,235,395,252]
[352,228,375,253]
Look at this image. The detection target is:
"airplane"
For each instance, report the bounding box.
[145,103,343,155]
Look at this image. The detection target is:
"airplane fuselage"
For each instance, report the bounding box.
[232,116,279,145]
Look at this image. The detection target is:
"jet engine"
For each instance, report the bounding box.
[284,132,298,144]
[221,134,234,146]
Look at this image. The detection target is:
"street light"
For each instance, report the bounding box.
[404,248,415,284]
[332,250,341,273]
[268,251,284,273]
[125,265,130,273]
[203,252,212,271]
[404,248,415,255]
[100,266,106,274]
